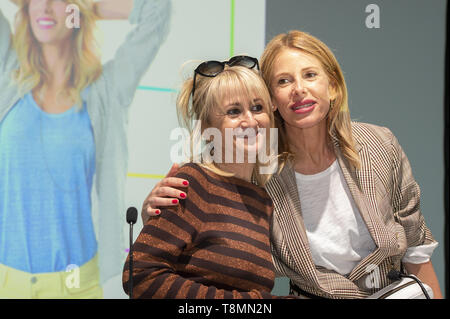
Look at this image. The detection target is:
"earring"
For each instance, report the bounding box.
[330,99,335,110]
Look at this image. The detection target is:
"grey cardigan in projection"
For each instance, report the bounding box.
[0,0,172,283]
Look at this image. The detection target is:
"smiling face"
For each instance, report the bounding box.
[269,48,337,131]
[191,66,274,165]
[28,0,74,45]
[207,91,272,163]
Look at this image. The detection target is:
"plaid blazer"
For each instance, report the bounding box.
[266,122,436,299]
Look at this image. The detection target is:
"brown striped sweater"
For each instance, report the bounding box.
[123,163,283,299]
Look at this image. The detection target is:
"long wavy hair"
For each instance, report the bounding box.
[12,0,102,107]
[260,30,360,169]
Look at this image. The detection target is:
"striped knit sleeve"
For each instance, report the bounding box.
[389,130,436,247]
[122,170,281,299]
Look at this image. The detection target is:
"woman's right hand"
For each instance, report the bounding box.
[141,163,189,224]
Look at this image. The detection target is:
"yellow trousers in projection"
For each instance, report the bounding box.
[0,254,102,299]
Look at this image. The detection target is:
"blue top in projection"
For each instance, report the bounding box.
[0,92,97,273]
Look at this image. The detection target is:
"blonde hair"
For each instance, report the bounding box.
[177,64,275,185]
[260,30,360,169]
[12,0,102,107]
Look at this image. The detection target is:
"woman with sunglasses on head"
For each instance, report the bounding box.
[141,31,442,299]
[122,57,295,299]
[0,0,171,298]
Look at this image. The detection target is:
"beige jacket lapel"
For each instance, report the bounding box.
[269,161,320,286]
[331,136,394,282]
[270,134,397,291]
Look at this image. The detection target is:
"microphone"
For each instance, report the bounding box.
[387,269,431,299]
[126,207,138,299]
[127,206,138,224]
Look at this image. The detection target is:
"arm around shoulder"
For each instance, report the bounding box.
[123,166,286,299]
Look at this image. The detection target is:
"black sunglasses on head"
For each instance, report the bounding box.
[191,55,260,98]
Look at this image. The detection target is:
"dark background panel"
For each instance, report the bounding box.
[266,0,447,297]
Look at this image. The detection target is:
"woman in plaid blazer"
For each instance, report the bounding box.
[142,31,442,299]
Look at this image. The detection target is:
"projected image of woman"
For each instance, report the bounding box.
[0,0,171,298]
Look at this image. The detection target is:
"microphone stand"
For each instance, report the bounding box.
[129,220,134,299]
[126,207,138,299]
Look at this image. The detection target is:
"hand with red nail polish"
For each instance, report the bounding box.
[141,163,189,224]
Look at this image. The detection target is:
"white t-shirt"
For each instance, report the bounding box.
[295,160,437,276]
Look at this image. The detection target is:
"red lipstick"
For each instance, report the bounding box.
[291,99,316,114]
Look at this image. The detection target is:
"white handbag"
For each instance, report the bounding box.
[366,274,433,299]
